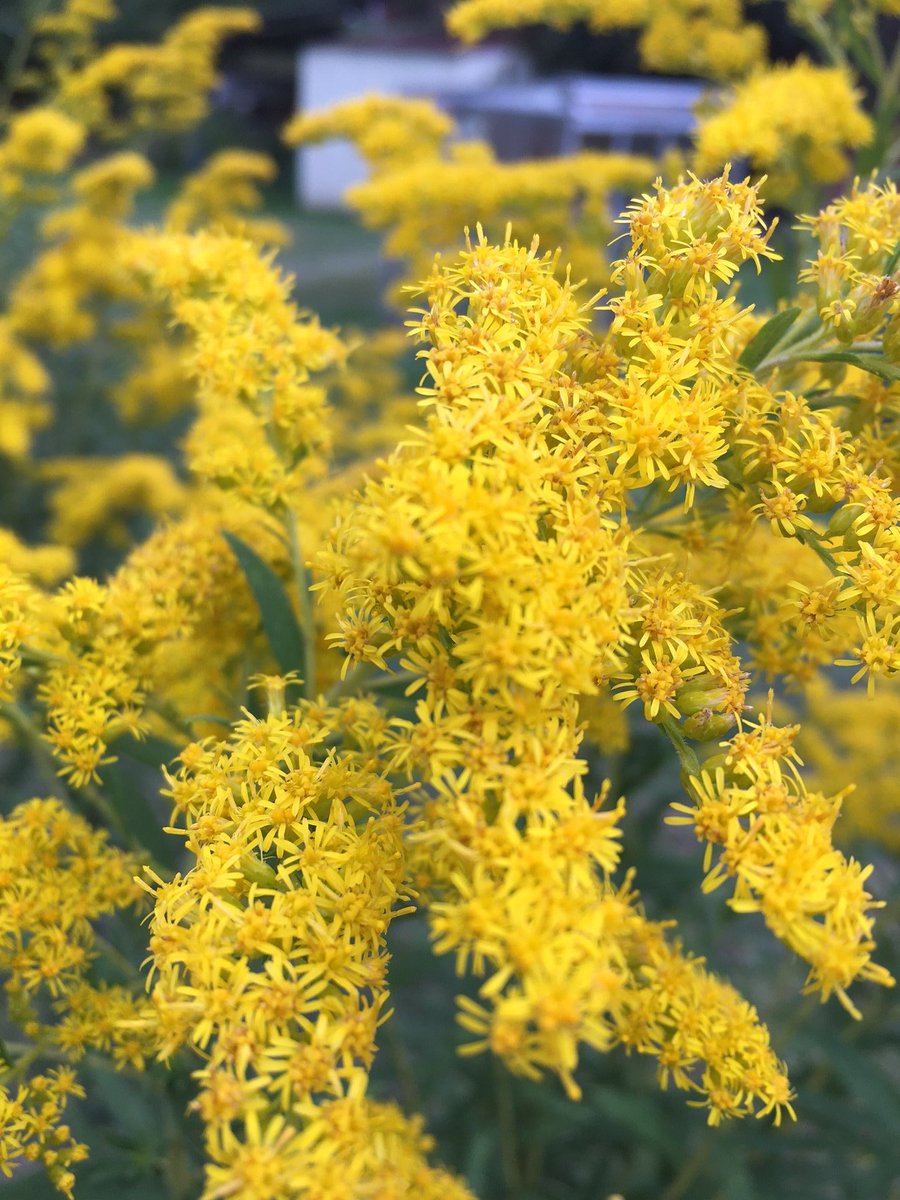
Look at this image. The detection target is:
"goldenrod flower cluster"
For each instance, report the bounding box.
[0,0,898,1193]
[0,530,73,588]
[284,95,454,176]
[56,8,260,139]
[42,454,187,548]
[135,231,344,512]
[799,179,900,341]
[166,150,290,246]
[446,0,768,79]
[9,151,155,347]
[694,61,873,203]
[285,95,654,296]
[144,704,475,1199]
[0,318,51,459]
[318,223,796,1123]
[0,800,148,1196]
[0,1068,87,1199]
[0,108,84,200]
[0,797,138,1017]
[676,703,892,1015]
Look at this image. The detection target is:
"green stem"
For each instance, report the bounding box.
[857,28,900,172]
[793,526,840,574]
[493,1058,523,1199]
[283,508,316,700]
[755,331,829,373]
[92,931,141,983]
[792,3,851,70]
[659,716,701,777]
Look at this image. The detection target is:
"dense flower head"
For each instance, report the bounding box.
[132,230,345,509]
[0,1069,87,1199]
[446,0,767,78]
[143,703,474,1198]
[318,228,796,1121]
[56,7,260,139]
[8,152,155,347]
[0,318,51,459]
[0,0,898,1178]
[0,108,85,177]
[286,94,654,296]
[694,61,873,203]
[42,454,187,547]
[0,798,140,1004]
[165,149,289,246]
[284,94,454,175]
[671,702,894,1015]
[798,178,900,342]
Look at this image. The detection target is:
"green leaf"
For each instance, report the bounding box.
[738,306,802,370]
[98,761,178,869]
[223,531,306,678]
[112,731,180,769]
[801,351,900,383]
[884,237,900,277]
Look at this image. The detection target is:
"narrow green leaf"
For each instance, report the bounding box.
[739,306,802,370]
[802,351,900,383]
[223,531,306,678]
[112,731,180,769]
[98,761,178,868]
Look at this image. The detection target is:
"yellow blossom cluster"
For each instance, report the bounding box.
[145,703,473,1199]
[317,229,795,1121]
[0,108,85,204]
[42,454,187,547]
[799,179,900,341]
[165,149,290,246]
[694,61,873,203]
[796,676,900,850]
[0,0,898,1185]
[30,0,117,94]
[446,0,768,79]
[285,96,654,296]
[55,8,260,139]
[24,232,346,784]
[0,566,43,701]
[0,1068,87,1199]
[0,797,139,1018]
[0,800,149,1196]
[8,151,155,347]
[37,507,261,785]
[133,230,345,513]
[0,318,52,460]
[0,530,73,588]
[673,704,893,1015]
[284,94,454,176]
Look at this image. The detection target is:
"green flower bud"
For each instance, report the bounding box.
[682,709,736,742]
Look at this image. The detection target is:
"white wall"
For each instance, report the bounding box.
[294,43,527,209]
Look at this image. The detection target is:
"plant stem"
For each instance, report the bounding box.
[283,507,316,700]
[493,1058,522,1199]
[659,716,701,777]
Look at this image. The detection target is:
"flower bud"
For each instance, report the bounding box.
[674,674,729,717]
[682,709,736,742]
[826,502,864,539]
